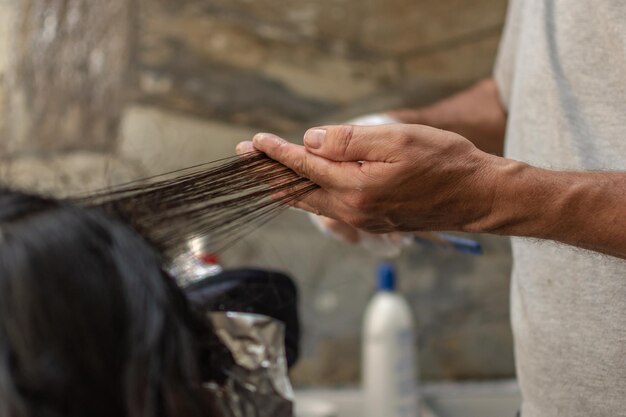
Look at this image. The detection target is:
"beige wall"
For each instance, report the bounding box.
[0,0,15,140]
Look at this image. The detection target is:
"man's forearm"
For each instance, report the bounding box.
[390,79,508,155]
[244,122,624,259]
[471,157,626,259]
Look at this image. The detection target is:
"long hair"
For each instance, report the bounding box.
[75,153,318,258]
[0,189,222,417]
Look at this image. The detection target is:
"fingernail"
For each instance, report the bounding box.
[304,128,326,149]
[254,133,283,147]
[236,141,254,154]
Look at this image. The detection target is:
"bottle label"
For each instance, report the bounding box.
[394,329,418,416]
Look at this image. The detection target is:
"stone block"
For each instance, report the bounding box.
[137,0,508,135]
[2,0,135,154]
[147,0,363,46]
[361,0,507,55]
[403,32,501,85]
[259,54,398,103]
[0,151,144,197]
[0,0,16,142]
[136,55,336,133]
[118,105,257,174]
[140,5,267,70]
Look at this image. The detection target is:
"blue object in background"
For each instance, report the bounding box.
[413,233,483,256]
[377,262,396,291]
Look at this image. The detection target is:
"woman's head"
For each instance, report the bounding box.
[0,189,218,417]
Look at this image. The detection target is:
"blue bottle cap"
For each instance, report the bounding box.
[377,262,396,291]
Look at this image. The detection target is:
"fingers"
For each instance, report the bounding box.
[287,188,341,216]
[302,124,415,162]
[279,187,355,227]
[236,141,255,155]
[252,133,360,190]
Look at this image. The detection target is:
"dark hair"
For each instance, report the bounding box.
[0,189,221,417]
[76,153,318,258]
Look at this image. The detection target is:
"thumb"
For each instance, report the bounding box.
[303,124,404,162]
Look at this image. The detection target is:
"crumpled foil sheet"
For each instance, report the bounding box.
[206,312,295,417]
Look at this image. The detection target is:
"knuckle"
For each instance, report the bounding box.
[289,150,311,178]
[291,157,306,177]
[335,125,355,158]
[393,128,414,147]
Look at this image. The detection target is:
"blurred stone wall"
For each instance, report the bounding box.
[0,0,141,194]
[0,0,513,385]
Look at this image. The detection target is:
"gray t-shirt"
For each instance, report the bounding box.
[494,1,626,416]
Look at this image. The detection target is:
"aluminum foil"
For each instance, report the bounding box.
[168,252,223,287]
[206,312,295,417]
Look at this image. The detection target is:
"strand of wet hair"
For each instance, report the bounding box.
[72,152,318,258]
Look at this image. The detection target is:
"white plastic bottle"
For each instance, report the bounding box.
[362,262,419,417]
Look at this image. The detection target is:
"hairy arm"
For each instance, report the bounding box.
[480,158,626,258]
[238,125,626,259]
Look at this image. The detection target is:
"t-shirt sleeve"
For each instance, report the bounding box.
[494,0,524,110]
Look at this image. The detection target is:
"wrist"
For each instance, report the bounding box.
[461,155,539,235]
[464,159,580,240]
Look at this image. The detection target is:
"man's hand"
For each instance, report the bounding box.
[296,78,507,243]
[238,123,626,259]
[237,124,498,234]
